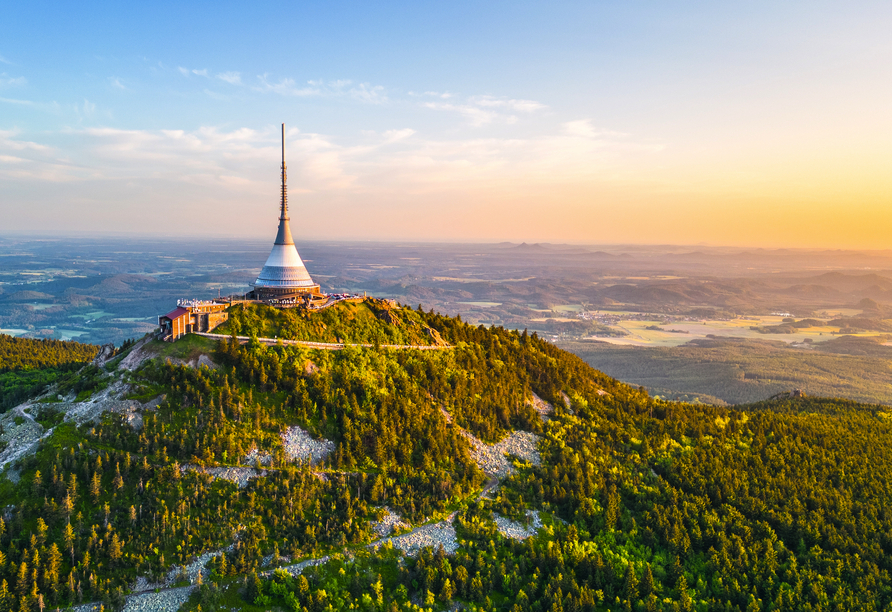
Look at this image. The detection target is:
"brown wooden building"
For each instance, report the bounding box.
[159,301,229,341]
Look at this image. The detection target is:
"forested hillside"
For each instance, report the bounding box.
[0,335,99,411]
[0,335,98,372]
[0,305,889,611]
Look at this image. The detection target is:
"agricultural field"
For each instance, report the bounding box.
[602,315,849,347]
[561,335,892,405]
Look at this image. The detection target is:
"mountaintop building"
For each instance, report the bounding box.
[251,124,321,301]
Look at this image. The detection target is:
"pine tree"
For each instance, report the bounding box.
[245,571,261,603]
[108,534,122,562]
[624,563,638,603]
[35,519,47,548]
[0,580,10,611]
[90,473,101,503]
[67,473,78,503]
[15,563,28,597]
[62,523,76,565]
[113,465,124,491]
[61,494,74,523]
[44,545,61,598]
[440,578,454,602]
[676,575,692,612]
[67,573,76,602]
[31,472,42,498]
[640,564,655,597]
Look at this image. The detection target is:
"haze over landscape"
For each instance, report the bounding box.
[4,3,892,612]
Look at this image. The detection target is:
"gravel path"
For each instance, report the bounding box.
[180,465,267,488]
[207,466,266,488]
[241,447,273,467]
[462,430,541,478]
[271,555,331,577]
[122,587,195,612]
[280,426,335,464]
[69,587,195,612]
[438,402,542,478]
[529,393,554,422]
[371,507,410,537]
[494,511,543,540]
[70,549,222,612]
[374,513,459,556]
[0,405,49,477]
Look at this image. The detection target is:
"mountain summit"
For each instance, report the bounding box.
[0,300,887,611]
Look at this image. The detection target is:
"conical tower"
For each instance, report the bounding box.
[252,124,320,300]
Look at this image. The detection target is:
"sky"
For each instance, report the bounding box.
[1,1,891,248]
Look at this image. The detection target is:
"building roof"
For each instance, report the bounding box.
[254,241,316,288]
[162,307,190,320]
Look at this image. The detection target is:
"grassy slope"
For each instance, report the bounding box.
[216,300,438,346]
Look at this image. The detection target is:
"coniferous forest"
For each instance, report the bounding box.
[0,302,889,611]
[0,336,99,411]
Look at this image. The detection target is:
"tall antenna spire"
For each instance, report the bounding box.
[253,120,320,299]
[280,123,288,220]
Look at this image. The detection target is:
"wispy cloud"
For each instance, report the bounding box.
[0,130,71,183]
[0,55,13,65]
[0,97,34,106]
[257,74,322,96]
[0,121,664,238]
[178,67,208,77]
[382,128,416,144]
[109,77,126,90]
[204,89,228,101]
[216,71,242,85]
[418,91,455,99]
[255,76,388,103]
[0,113,662,200]
[472,96,546,113]
[0,130,51,151]
[0,73,26,88]
[562,119,627,139]
[350,83,387,104]
[424,95,547,126]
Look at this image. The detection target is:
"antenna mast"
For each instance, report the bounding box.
[280,123,287,220]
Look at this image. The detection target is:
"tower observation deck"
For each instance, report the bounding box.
[252,124,320,300]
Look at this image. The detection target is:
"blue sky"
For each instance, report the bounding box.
[2,1,891,246]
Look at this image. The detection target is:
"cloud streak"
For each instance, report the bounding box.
[178,67,208,77]
[0,119,658,193]
[216,71,242,85]
[0,73,26,88]
[424,95,547,126]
